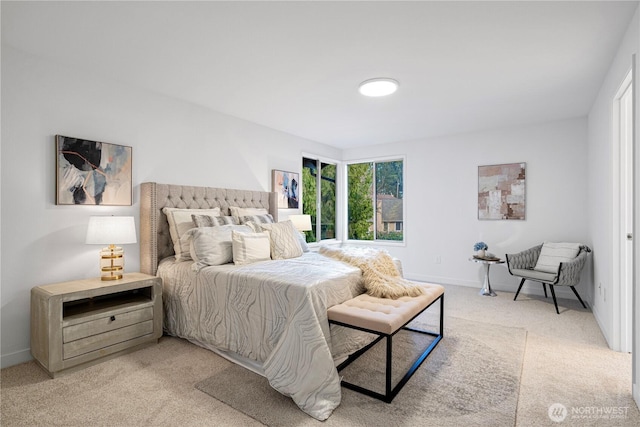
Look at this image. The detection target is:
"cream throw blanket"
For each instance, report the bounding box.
[319,246,424,299]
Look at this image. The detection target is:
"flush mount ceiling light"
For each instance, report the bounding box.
[358,78,399,97]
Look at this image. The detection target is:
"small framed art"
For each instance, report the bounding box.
[272,169,299,209]
[478,162,525,220]
[56,135,132,206]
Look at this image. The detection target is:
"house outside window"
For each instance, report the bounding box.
[347,158,404,242]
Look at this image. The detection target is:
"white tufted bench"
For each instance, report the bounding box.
[328,283,444,402]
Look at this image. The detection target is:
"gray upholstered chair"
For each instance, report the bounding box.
[505,243,591,314]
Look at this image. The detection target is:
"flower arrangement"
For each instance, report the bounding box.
[473,241,488,252]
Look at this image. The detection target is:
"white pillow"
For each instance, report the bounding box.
[259,220,303,260]
[229,206,268,218]
[534,242,581,273]
[232,230,271,265]
[163,207,221,261]
[296,230,310,253]
[187,225,253,270]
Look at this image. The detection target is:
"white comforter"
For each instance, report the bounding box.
[158,252,369,420]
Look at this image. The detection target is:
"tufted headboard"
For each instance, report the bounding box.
[140,182,278,275]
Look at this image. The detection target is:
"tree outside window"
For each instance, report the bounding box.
[347,159,403,242]
[302,157,336,243]
[302,156,403,243]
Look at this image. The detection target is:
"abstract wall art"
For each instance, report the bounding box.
[478,162,525,220]
[272,169,299,209]
[56,135,132,206]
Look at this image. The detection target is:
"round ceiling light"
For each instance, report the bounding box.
[358,78,399,97]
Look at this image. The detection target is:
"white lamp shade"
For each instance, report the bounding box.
[289,214,312,232]
[86,216,137,245]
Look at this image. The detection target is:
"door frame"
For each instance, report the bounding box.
[612,67,633,353]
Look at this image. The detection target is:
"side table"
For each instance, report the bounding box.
[31,272,162,377]
[469,257,505,297]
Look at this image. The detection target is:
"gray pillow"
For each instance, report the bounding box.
[191,214,239,227]
[187,224,253,271]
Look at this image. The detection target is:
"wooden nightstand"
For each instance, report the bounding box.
[31,272,162,377]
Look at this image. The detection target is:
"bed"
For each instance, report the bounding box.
[139,182,371,420]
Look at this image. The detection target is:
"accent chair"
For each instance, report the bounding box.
[505,243,591,314]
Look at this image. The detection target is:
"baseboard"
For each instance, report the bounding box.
[1,348,33,369]
[405,273,480,288]
[405,273,585,302]
[591,303,612,348]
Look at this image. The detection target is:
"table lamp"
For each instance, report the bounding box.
[288,214,312,232]
[86,216,137,281]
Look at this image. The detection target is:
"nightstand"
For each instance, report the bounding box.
[31,272,162,377]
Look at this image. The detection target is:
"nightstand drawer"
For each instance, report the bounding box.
[63,306,154,343]
[63,320,154,360]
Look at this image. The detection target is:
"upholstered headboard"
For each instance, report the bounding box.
[140,182,278,275]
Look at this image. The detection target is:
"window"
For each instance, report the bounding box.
[347,159,404,242]
[302,156,337,242]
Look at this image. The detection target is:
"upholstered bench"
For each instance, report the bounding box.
[328,284,444,402]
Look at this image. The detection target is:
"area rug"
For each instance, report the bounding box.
[195,316,526,426]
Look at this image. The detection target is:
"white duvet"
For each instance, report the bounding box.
[158,252,371,420]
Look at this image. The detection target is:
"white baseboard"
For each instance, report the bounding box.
[592,303,612,348]
[405,273,587,303]
[1,348,32,369]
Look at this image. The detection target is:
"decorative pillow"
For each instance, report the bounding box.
[229,206,268,218]
[162,207,221,261]
[191,214,239,227]
[240,215,275,233]
[534,242,581,273]
[259,220,303,260]
[232,230,271,265]
[187,225,253,271]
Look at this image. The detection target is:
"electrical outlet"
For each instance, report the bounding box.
[435,256,441,264]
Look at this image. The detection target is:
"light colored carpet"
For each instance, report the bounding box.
[2,283,638,426]
[196,316,526,426]
[0,338,260,427]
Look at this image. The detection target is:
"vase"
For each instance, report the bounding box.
[477,249,486,258]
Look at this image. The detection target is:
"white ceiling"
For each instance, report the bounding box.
[2,1,637,149]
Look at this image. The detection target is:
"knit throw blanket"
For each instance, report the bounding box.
[318,246,424,299]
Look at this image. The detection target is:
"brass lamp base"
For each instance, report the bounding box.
[100,245,125,281]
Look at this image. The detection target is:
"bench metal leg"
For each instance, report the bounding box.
[333,294,444,403]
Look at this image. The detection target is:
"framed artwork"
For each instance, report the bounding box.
[56,135,132,206]
[478,162,525,220]
[272,169,299,209]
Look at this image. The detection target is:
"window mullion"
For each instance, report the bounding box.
[372,162,377,239]
[316,159,322,242]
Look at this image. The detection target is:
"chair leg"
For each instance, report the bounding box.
[514,278,526,301]
[542,283,548,298]
[549,285,560,314]
[570,286,587,309]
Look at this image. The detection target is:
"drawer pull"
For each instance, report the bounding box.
[110,316,116,322]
